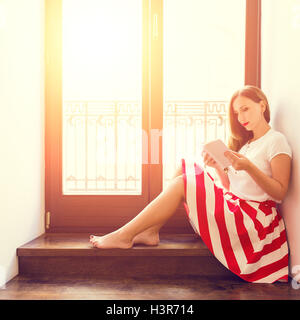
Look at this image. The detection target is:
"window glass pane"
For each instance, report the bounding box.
[62,0,142,195]
[163,0,246,188]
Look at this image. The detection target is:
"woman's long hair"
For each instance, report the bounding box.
[227,85,271,152]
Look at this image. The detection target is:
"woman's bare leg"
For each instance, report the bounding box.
[90,175,185,249]
[131,166,184,245]
[132,175,182,245]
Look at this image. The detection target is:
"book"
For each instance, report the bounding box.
[202,139,232,171]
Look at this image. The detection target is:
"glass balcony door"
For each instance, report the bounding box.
[46,0,151,232]
[62,0,143,196]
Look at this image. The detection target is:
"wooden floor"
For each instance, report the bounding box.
[1,233,300,300]
[1,274,300,300]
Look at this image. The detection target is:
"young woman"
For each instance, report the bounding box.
[90,85,293,283]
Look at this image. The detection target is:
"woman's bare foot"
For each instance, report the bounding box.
[89,230,133,249]
[89,228,160,248]
[132,229,160,246]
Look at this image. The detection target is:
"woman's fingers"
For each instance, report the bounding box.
[203,151,216,167]
[207,157,215,164]
[203,152,210,165]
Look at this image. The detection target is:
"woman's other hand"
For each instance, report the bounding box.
[224,150,251,172]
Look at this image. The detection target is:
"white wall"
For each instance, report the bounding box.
[0,0,45,286]
[261,0,300,276]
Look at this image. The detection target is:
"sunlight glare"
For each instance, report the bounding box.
[62,0,142,101]
[62,0,143,195]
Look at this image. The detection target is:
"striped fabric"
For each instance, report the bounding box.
[181,158,289,283]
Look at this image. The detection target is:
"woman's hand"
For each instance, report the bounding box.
[224,150,252,172]
[202,151,220,169]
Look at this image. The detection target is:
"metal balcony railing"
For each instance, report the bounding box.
[62,100,229,195]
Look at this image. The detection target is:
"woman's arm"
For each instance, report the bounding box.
[224,151,292,202]
[246,154,291,202]
[202,150,230,191]
[214,165,230,191]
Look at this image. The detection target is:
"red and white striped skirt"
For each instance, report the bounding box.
[181,158,289,283]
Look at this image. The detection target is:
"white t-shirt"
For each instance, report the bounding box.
[227,128,292,203]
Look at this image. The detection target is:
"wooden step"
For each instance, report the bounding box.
[17,233,240,280]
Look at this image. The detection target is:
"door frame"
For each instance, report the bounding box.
[245,0,261,86]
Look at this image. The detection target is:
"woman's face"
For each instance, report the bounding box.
[232,95,265,131]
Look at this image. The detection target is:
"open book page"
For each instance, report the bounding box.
[202,139,231,170]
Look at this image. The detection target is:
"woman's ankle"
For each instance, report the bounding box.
[116,228,136,242]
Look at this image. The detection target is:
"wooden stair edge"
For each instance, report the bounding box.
[17,232,213,257]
